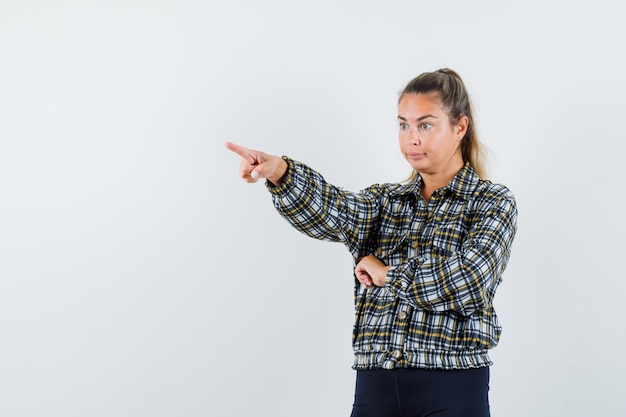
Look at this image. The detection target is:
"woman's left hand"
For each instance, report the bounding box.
[355,255,390,288]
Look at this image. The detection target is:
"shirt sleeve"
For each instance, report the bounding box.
[266,157,382,257]
[386,191,518,317]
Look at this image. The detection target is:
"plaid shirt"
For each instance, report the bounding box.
[267,157,518,370]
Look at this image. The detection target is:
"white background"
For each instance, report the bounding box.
[1,1,625,416]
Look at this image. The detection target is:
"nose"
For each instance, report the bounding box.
[410,127,421,145]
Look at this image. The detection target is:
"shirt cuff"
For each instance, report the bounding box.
[385,260,419,296]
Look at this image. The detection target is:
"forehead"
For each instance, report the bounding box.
[398,93,446,119]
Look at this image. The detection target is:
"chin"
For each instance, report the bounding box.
[409,162,428,172]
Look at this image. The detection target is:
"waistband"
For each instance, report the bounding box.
[352,348,492,370]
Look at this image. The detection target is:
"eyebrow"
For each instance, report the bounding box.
[398,114,438,122]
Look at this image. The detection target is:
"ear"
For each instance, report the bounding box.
[455,115,469,140]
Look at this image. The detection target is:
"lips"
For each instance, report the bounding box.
[407,152,425,160]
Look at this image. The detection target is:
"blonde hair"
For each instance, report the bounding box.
[400,68,487,179]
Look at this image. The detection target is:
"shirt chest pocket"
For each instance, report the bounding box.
[431,220,468,256]
[369,199,414,261]
[372,223,411,261]
[374,234,408,260]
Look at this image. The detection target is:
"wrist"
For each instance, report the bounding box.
[380,266,391,285]
[268,156,289,186]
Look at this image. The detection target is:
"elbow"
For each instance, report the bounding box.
[454,264,502,317]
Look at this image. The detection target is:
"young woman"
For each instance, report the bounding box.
[225,68,517,417]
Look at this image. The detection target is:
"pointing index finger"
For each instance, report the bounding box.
[224,141,257,164]
[224,141,249,157]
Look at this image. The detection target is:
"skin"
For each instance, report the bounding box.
[224,141,288,186]
[397,93,468,202]
[225,92,469,289]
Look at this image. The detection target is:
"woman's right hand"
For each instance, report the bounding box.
[355,255,390,289]
[224,141,288,186]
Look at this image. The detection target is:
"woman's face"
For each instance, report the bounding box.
[398,93,466,176]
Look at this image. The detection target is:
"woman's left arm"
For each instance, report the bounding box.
[396,194,516,316]
[359,193,518,316]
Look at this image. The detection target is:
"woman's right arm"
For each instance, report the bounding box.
[225,142,380,256]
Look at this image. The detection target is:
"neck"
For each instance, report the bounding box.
[419,161,464,202]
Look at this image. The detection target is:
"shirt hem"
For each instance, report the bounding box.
[351,349,492,370]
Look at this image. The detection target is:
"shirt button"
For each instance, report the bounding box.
[398,311,407,321]
[392,350,403,360]
[376,247,383,257]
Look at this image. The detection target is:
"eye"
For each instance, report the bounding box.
[418,122,432,131]
[399,122,409,130]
